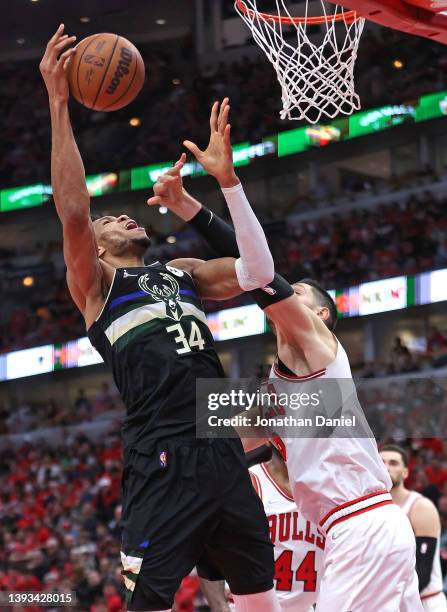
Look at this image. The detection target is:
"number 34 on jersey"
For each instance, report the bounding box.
[166,321,206,354]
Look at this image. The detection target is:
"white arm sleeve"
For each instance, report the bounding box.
[221,183,274,291]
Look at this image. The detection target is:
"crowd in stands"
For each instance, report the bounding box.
[1,373,447,608]
[0,416,214,610]
[1,183,447,353]
[0,23,446,189]
[359,329,447,377]
[0,383,123,437]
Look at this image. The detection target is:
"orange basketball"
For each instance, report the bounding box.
[68,33,145,112]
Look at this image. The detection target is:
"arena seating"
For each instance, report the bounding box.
[0,29,445,189]
[1,371,447,609]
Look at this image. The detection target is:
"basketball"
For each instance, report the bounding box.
[67,33,145,112]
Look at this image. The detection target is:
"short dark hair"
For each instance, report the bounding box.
[380,444,409,467]
[90,213,102,222]
[298,278,337,331]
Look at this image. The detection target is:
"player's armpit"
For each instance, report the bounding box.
[169,257,242,300]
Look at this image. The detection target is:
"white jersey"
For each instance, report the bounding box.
[401,491,446,605]
[250,463,324,610]
[268,338,393,533]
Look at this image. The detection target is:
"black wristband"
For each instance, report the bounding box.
[189,205,294,309]
[250,273,295,310]
[415,536,437,592]
[189,205,239,258]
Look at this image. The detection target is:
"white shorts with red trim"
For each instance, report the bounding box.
[422,592,447,612]
[316,503,424,612]
[319,490,393,535]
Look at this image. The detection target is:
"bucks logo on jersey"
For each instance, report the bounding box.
[138,272,184,321]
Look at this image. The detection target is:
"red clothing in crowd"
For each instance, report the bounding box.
[425,465,447,489]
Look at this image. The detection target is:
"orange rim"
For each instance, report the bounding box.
[235,0,359,25]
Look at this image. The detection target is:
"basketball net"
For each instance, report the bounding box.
[235,0,365,124]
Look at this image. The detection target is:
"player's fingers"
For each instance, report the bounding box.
[59,47,76,63]
[46,27,66,60]
[183,140,202,159]
[154,178,170,190]
[209,101,219,133]
[165,155,186,176]
[219,104,230,135]
[158,173,179,184]
[175,152,187,166]
[223,124,233,152]
[147,196,164,206]
[217,97,229,132]
[47,24,65,48]
[62,56,72,72]
[55,36,76,53]
[165,165,182,177]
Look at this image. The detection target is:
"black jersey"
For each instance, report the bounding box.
[88,262,225,450]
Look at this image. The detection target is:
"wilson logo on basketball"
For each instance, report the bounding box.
[84,54,105,68]
[106,47,133,94]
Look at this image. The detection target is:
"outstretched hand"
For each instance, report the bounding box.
[147,153,201,221]
[39,24,77,103]
[183,98,239,188]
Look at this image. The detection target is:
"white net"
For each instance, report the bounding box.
[235,0,365,124]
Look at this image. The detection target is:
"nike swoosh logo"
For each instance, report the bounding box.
[123,271,139,277]
[332,528,348,541]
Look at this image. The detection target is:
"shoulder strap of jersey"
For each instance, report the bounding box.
[403,491,422,516]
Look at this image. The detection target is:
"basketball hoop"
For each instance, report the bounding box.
[235,0,365,123]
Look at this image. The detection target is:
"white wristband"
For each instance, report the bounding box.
[221,183,274,291]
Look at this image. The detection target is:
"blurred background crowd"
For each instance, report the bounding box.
[0,28,446,189]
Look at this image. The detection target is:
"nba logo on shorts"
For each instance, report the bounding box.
[159,451,167,468]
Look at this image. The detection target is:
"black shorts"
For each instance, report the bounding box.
[120,437,274,611]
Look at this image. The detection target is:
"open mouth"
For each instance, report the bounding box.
[125,220,144,231]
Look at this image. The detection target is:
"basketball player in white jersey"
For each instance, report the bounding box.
[198,445,323,611]
[381,445,447,611]
[149,98,424,611]
[250,445,324,611]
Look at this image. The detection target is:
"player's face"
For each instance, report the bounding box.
[93,215,150,255]
[380,451,408,487]
[292,283,318,311]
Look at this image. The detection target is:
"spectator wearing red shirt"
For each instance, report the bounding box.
[425,457,447,490]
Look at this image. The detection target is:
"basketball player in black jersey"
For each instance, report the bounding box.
[40,26,282,612]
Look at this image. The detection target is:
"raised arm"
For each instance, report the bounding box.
[40,25,104,323]
[148,100,335,360]
[148,99,274,298]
